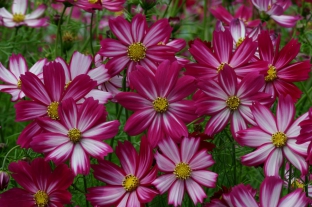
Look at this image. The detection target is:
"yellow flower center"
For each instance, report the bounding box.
[47,102,59,120]
[64,81,72,90]
[174,162,192,180]
[272,132,287,147]
[62,32,75,42]
[226,96,240,110]
[152,97,169,113]
[122,174,139,192]
[13,13,25,23]
[17,79,22,89]
[236,37,245,48]
[265,65,277,82]
[127,42,146,62]
[292,179,304,189]
[217,62,226,73]
[34,190,49,207]
[88,0,98,3]
[68,128,82,143]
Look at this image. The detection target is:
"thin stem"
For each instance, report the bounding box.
[83,175,90,207]
[280,160,285,197]
[1,145,20,169]
[89,12,95,56]
[232,140,236,185]
[287,164,292,193]
[305,174,309,197]
[300,82,312,105]
[54,6,67,58]
[162,0,172,18]
[71,183,85,193]
[186,116,205,127]
[296,86,312,106]
[203,0,209,41]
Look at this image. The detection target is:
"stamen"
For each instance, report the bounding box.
[217,62,226,73]
[127,42,146,62]
[34,190,49,207]
[271,131,287,147]
[68,128,82,143]
[174,162,192,180]
[13,13,25,23]
[17,79,22,89]
[226,96,240,110]
[122,174,139,192]
[236,37,245,47]
[88,0,98,3]
[47,102,59,120]
[152,97,169,113]
[265,65,277,82]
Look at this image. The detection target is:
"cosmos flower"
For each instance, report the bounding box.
[0,0,48,28]
[99,14,176,77]
[196,64,272,137]
[54,0,125,12]
[87,136,158,206]
[236,95,309,176]
[31,97,120,175]
[0,158,74,207]
[152,137,218,207]
[257,31,311,102]
[206,176,310,207]
[0,54,46,101]
[115,60,197,148]
[0,171,9,191]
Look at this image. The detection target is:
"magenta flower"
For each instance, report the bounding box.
[99,14,176,77]
[207,176,310,207]
[55,0,125,12]
[30,97,120,175]
[115,60,197,148]
[257,31,311,102]
[0,171,9,191]
[14,61,97,148]
[0,158,74,207]
[55,51,112,104]
[87,136,158,206]
[0,54,46,101]
[297,108,312,164]
[152,137,218,207]
[252,0,301,27]
[0,0,48,28]
[196,65,272,137]
[237,95,309,176]
[185,28,268,81]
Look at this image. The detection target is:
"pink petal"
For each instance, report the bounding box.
[147,114,165,148]
[115,141,138,175]
[24,18,49,27]
[189,150,215,170]
[286,139,308,156]
[69,51,92,79]
[127,191,141,207]
[276,95,294,132]
[185,63,218,81]
[154,151,176,172]
[277,61,310,82]
[55,57,70,82]
[14,101,47,121]
[0,188,34,206]
[152,174,176,194]
[236,72,265,99]
[167,75,196,103]
[109,16,132,45]
[70,144,90,175]
[213,29,232,63]
[17,121,42,148]
[0,8,13,19]
[0,62,17,85]
[169,100,197,123]
[168,179,185,207]
[251,102,277,134]
[124,109,155,136]
[230,184,258,207]
[158,137,181,164]
[162,112,188,142]
[115,92,151,111]
[236,127,272,147]
[191,170,218,188]
[260,176,282,207]
[230,110,248,138]
[204,109,231,136]
[131,14,147,42]
[87,186,126,207]
[58,98,78,129]
[29,58,46,75]
[87,65,110,85]
[181,138,199,163]
[36,118,68,134]
[283,146,308,176]
[185,179,206,205]
[93,160,125,185]
[197,80,228,100]
[43,62,65,102]
[25,4,47,19]
[241,143,275,166]
[136,186,158,203]
[9,54,28,79]
[45,141,73,165]
[270,14,301,28]
[136,137,153,178]
[218,65,237,96]
[143,19,172,47]
[229,37,257,67]
[105,55,129,77]
[83,120,119,140]
[82,89,112,105]
[264,148,283,176]
[278,189,310,207]
[12,0,27,14]
[80,138,112,159]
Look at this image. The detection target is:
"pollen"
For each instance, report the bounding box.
[226,96,240,110]
[47,102,59,120]
[271,131,287,147]
[127,42,146,62]
[68,128,82,143]
[122,174,139,192]
[174,162,192,180]
[17,79,22,89]
[88,0,98,3]
[265,65,278,82]
[34,190,49,207]
[292,179,304,189]
[13,13,25,23]
[217,62,226,73]
[64,81,72,90]
[236,37,245,47]
[153,97,169,113]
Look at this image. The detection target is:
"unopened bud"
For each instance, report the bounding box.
[0,171,9,191]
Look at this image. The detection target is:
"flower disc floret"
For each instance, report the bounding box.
[127,42,147,62]
[226,96,240,110]
[173,162,192,180]
[265,65,278,82]
[68,128,82,143]
[13,13,25,23]
[236,37,245,47]
[271,131,287,148]
[17,79,22,89]
[88,0,98,3]
[217,62,226,72]
[153,97,169,113]
[122,174,139,192]
[34,190,49,207]
[47,102,59,120]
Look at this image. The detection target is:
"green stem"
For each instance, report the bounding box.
[287,164,292,193]
[83,175,90,207]
[54,6,67,58]
[89,12,95,56]
[280,160,285,197]
[305,174,309,197]
[300,82,312,105]
[1,145,20,169]
[296,86,312,107]
[0,122,4,143]
[162,0,172,18]
[186,116,205,127]
[232,140,236,185]
[203,0,209,41]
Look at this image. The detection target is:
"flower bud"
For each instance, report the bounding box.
[0,171,9,191]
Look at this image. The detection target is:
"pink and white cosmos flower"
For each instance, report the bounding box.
[152,137,218,207]
[0,54,46,101]
[237,95,309,176]
[196,65,272,138]
[207,176,310,207]
[0,0,48,28]
[115,60,197,148]
[31,98,120,175]
[87,137,158,206]
[0,158,75,207]
[99,14,177,77]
